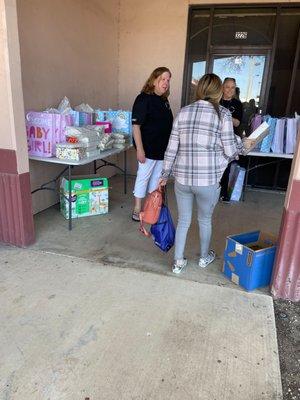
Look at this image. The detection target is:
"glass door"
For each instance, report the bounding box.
[210,53,268,107]
[209,51,270,135]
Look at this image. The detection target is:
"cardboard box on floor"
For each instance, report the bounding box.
[223,230,277,291]
[60,175,109,219]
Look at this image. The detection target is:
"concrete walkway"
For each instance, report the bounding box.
[31,175,284,294]
[0,246,282,400]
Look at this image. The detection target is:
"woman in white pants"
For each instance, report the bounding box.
[131,67,173,221]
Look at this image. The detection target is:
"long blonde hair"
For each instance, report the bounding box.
[196,73,222,118]
[142,67,171,98]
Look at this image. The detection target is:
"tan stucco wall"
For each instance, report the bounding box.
[17,0,119,213]
[0,0,28,174]
[118,0,292,174]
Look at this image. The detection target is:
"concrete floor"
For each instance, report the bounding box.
[0,246,282,400]
[31,175,285,292]
[0,175,285,399]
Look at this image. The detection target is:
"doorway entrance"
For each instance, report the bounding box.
[183,4,300,190]
[183,4,299,113]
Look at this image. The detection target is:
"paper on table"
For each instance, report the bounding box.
[244,122,270,154]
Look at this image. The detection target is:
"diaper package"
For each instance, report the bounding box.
[60,175,109,219]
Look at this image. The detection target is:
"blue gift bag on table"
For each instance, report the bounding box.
[150,205,175,252]
[260,116,276,153]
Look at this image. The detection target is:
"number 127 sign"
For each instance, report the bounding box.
[235,32,248,39]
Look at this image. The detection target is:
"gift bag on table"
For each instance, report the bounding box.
[251,114,262,133]
[285,118,298,154]
[69,110,93,127]
[260,116,276,153]
[271,118,285,154]
[26,111,72,157]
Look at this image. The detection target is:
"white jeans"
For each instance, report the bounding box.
[133,158,163,198]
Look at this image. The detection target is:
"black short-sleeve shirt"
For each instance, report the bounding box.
[220,98,243,135]
[132,92,173,160]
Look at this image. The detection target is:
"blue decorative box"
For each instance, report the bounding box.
[223,231,277,291]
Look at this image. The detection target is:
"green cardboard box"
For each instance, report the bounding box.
[60,175,108,219]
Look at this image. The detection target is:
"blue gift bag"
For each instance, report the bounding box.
[150,205,175,252]
[260,116,276,153]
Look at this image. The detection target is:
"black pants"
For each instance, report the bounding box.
[220,156,247,199]
[220,162,231,199]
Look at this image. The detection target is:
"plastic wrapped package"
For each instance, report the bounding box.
[74,103,94,113]
[86,149,100,158]
[98,133,114,151]
[113,143,126,149]
[65,126,102,144]
[56,143,87,161]
[57,96,73,115]
[112,132,131,144]
[85,125,105,134]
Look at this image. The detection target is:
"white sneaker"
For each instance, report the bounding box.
[198,250,216,268]
[172,258,187,274]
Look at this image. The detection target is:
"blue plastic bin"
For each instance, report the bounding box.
[223,231,277,291]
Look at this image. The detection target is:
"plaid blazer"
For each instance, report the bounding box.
[162,100,245,186]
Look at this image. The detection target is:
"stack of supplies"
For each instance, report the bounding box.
[56,143,87,161]
[26,99,133,159]
[56,124,120,161]
[56,125,104,161]
[111,132,130,149]
[98,133,114,151]
[94,109,132,137]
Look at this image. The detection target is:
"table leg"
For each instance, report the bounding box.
[273,161,280,189]
[124,150,127,194]
[68,165,72,231]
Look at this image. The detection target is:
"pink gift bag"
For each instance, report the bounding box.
[26,112,72,157]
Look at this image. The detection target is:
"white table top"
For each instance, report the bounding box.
[248,151,293,159]
[29,146,293,165]
[29,145,133,166]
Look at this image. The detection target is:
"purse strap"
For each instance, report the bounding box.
[139,212,151,237]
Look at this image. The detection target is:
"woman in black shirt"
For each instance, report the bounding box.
[220,77,243,202]
[131,67,173,221]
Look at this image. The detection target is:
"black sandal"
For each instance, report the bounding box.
[131,211,140,222]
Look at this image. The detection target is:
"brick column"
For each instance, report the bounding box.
[271,129,300,302]
[0,0,34,246]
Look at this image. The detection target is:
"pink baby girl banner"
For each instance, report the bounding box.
[26,112,72,157]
